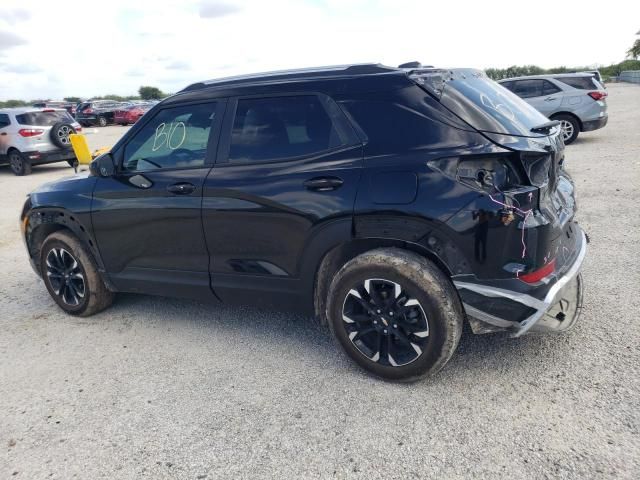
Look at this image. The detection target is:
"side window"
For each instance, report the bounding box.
[122,102,217,172]
[0,114,10,128]
[228,95,344,163]
[500,81,514,92]
[512,80,544,99]
[542,80,561,95]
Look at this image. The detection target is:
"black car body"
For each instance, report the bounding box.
[75,100,126,127]
[21,64,586,380]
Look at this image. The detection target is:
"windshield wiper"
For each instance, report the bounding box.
[530,120,561,134]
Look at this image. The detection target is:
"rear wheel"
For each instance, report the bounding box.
[40,231,114,316]
[553,114,580,144]
[326,248,463,381]
[8,150,31,176]
[97,116,107,127]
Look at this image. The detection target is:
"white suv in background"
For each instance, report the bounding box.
[0,108,81,175]
[498,73,608,144]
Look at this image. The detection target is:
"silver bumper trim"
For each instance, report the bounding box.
[455,230,587,337]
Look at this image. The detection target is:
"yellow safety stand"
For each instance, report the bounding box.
[69,134,111,172]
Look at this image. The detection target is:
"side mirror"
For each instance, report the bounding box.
[89,153,115,177]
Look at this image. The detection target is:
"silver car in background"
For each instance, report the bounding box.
[0,108,81,175]
[498,73,608,144]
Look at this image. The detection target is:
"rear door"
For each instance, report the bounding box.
[202,93,363,307]
[91,100,225,299]
[530,80,563,117]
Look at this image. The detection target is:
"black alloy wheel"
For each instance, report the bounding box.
[45,247,86,307]
[342,278,429,367]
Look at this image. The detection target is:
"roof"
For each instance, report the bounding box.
[180,63,401,92]
[0,107,67,114]
[498,72,596,82]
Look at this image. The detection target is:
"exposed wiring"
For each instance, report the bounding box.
[488,193,533,259]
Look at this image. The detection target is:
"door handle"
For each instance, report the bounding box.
[167,182,196,195]
[544,97,557,102]
[0,132,7,136]
[303,176,344,192]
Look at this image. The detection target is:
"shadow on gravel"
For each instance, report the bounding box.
[0,164,74,177]
[103,292,560,380]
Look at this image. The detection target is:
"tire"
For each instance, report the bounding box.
[8,150,32,176]
[49,122,76,149]
[39,230,114,316]
[326,248,464,381]
[97,116,107,127]
[553,114,580,145]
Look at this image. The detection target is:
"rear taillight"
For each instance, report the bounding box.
[75,126,82,132]
[18,128,44,137]
[520,258,556,283]
[588,91,607,101]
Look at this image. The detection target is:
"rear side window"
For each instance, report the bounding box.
[542,80,561,95]
[554,76,598,90]
[511,80,544,98]
[0,113,10,128]
[228,95,345,163]
[15,111,74,126]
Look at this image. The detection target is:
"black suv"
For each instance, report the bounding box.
[75,100,126,127]
[21,64,586,381]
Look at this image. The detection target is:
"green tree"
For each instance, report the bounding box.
[0,99,29,108]
[627,39,640,59]
[138,86,165,100]
[64,96,82,103]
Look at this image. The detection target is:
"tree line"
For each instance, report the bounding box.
[0,86,167,109]
[485,59,640,81]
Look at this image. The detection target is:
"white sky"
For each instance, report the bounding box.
[0,0,638,100]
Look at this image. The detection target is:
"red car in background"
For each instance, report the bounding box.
[113,103,155,126]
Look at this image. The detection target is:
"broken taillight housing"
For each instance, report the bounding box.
[428,154,525,193]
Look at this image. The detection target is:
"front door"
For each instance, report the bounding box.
[92,100,225,299]
[202,93,363,308]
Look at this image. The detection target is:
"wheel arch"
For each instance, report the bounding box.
[550,111,583,131]
[25,208,112,289]
[313,237,455,323]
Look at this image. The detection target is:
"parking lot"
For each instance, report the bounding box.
[1,83,638,479]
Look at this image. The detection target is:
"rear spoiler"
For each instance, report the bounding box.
[530,120,561,134]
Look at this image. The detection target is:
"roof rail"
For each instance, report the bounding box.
[180,63,396,92]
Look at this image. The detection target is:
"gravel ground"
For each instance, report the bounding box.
[1,84,638,479]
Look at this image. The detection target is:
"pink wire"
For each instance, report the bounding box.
[488,194,533,259]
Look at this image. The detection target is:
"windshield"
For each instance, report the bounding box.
[414,69,551,138]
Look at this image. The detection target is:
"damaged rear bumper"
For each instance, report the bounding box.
[454,229,587,337]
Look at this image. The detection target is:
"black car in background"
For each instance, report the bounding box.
[32,101,77,116]
[21,64,586,381]
[75,100,127,127]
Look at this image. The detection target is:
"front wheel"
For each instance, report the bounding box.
[97,116,107,127]
[40,231,114,316]
[326,248,463,381]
